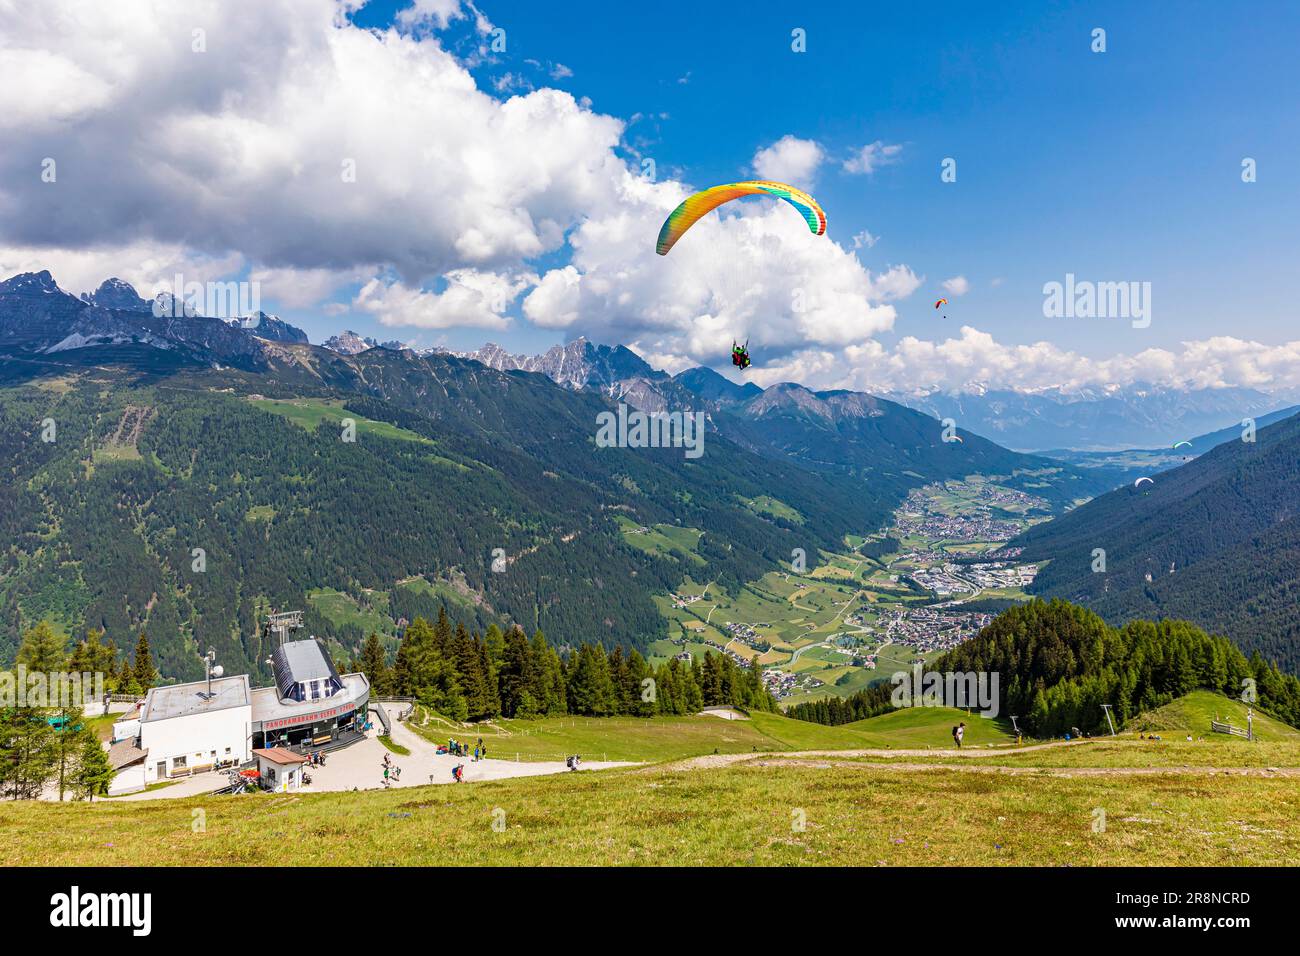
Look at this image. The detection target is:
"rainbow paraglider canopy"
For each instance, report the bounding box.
[656,180,826,256]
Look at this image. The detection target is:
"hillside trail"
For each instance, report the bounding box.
[658,739,1297,777]
[741,758,1300,778]
[658,738,1091,772]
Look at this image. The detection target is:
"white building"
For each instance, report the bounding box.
[252,747,309,792]
[109,638,370,794]
[138,674,253,784]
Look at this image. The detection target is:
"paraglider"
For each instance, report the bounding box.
[935,298,948,318]
[656,181,826,256]
[1134,476,1154,488]
[1173,440,1192,449]
[731,340,752,370]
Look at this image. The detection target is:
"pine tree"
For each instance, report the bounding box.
[16,621,68,674]
[531,631,567,716]
[483,623,506,668]
[132,632,158,692]
[478,639,501,717]
[608,646,630,716]
[453,624,489,720]
[67,628,118,684]
[626,649,655,717]
[51,705,86,801]
[117,656,140,696]
[566,644,615,716]
[359,633,391,696]
[73,732,115,802]
[499,627,537,717]
[0,712,57,800]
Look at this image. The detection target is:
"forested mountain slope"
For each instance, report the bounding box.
[1013,411,1300,670]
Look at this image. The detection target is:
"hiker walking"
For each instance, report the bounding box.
[952,722,965,748]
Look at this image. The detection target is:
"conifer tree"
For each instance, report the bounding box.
[73,732,114,802]
[359,633,391,696]
[16,621,68,674]
[131,632,158,692]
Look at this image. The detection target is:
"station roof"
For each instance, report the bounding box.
[251,672,370,726]
[252,747,308,766]
[272,639,342,698]
[140,674,251,722]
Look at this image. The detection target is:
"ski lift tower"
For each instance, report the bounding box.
[264,610,304,647]
[1100,703,1118,737]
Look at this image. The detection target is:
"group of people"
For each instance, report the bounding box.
[445,737,488,761]
[307,750,327,767]
[381,750,402,787]
[565,754,582,771]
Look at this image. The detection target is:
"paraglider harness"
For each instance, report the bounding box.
[731,340,751,370]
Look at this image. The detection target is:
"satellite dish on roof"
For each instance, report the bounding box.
[212,665,224,678]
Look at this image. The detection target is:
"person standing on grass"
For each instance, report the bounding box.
[953,722,965,748]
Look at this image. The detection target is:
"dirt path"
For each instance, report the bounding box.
[743,758,1300,778]
[662,738,1093,772]
[658,739,1298,777]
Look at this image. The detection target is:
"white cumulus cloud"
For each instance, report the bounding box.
[941,276,970,297]
[752,136,825,184]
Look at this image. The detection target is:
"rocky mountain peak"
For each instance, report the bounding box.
[80,277,151,312]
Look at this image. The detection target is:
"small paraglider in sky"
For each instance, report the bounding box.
[1173,439,1192,461]
[935,298,948,318]
[731,340,752,370]
[656,181,826,256]
[1134,476,1155,489]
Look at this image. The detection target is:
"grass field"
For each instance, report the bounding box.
[1127,690,1300,741]
[307,587,394,637]
[405,708,886,762]
[842,707,1013,747]
[5,744,1298,866]
[251,397,433,444]
[4,694,1297,866]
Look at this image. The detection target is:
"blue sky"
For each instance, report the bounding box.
[330,0,1300,360]
[4,0,1297,392]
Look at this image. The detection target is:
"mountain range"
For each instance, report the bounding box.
[0,270,1110,682]
[6,269,1296,679]
[890,384,1283,452]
